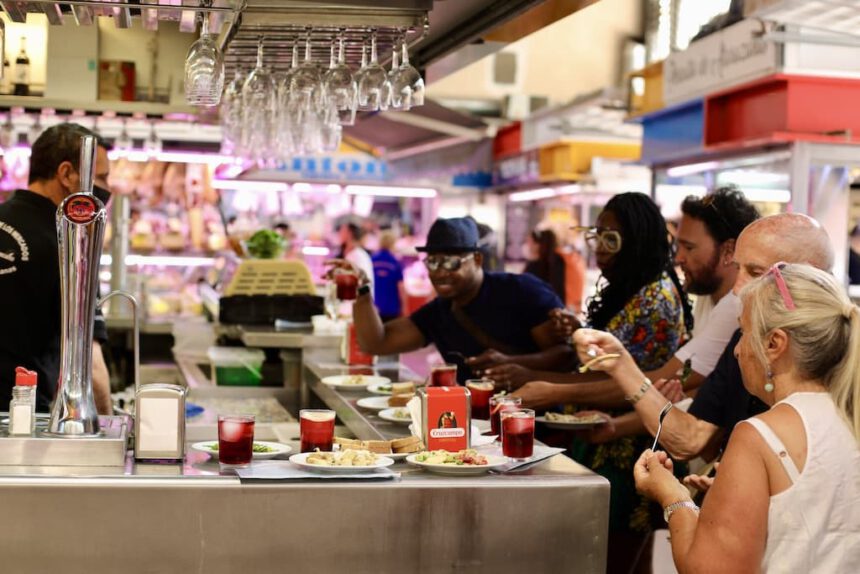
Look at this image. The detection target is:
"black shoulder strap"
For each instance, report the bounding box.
[450,302,521,356]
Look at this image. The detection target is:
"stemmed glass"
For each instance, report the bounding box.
[355,31,390,112]
[323,31,357,125]
[113,120,132,154]
[221,69,244,155]
[184,12,224,107]
[289,29,322,113]
[394,37,424,110]
[241,37,277,166]
[143,121,161,156]
[383,37,401,110]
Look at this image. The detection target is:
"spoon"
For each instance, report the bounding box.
[651,402,674,452]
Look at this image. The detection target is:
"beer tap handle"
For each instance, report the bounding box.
[79,134,97,195]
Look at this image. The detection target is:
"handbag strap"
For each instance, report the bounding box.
[450,302,521,356]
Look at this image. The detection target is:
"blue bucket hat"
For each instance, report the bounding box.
[416,217,480,254]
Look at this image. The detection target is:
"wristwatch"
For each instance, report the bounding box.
[357,283,371,298]
[663,500,699,524]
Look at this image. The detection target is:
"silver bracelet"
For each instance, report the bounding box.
[664,500,699,524]
[625,377,653,404]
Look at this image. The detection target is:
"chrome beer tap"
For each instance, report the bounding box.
[47,135,105,437]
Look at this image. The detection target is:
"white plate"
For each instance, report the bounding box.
[356,396,393,411]
[289,452,395,473]
[321,375,391,391]
[191,441,292,460]
[367,382,394,395]
[536,415,606,430]
[378,407,412,425]
[405,453,509,476]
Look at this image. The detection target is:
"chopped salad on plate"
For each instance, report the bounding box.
[414,449,489,466]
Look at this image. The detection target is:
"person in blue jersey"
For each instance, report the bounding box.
[371,231,406,323]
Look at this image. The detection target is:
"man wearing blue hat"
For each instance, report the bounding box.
[328,217,573,384]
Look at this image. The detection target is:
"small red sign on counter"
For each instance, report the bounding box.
[420,386,471,452]
[341,321,376,366]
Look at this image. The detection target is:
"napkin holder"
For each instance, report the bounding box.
[134,383,187,461]
[418,386,471,452]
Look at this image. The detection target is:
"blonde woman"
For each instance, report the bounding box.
[574,263,860,573]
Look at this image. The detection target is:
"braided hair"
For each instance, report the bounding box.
[587,192,693,333]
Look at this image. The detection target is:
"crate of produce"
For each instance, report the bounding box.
[207,347,265,386]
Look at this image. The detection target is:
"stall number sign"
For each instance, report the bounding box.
[663,19,779,106]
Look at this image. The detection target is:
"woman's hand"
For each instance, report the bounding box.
[654,378,686,403]
[634,449,692,507]
[549,308,580,340]
[683,462,719,494]
[511,381,559,409]
[575,410,616,444]
[572,328,630,374]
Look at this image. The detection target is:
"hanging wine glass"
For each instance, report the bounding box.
[221,68,245,155]
[184,12,225,107]
[289,29,322,112]
[113,120,132,153]
[319,101,343,152]
[383,35,402,110]
[241,37,277,166]
[355,30,390,112]
[322,30,357,126]
[394,37,425,110]
[277,41,300,110]
[143,121,162,156]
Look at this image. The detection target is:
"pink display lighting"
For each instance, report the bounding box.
[344,185,437,198]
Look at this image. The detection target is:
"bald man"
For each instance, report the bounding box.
[593,213,834,464]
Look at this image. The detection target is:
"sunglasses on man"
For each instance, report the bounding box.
[423,253,475,272]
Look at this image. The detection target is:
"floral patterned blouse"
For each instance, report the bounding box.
[569,271,688,533]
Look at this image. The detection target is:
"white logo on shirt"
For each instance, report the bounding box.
[0,220,30,275]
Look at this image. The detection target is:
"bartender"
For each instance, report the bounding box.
[0,123,112,414]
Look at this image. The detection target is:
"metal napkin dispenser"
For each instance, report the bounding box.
[134,383,187,461]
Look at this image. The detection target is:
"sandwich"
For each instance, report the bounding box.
[390,435,423,454]
[388,393,413,407]
[363,440,393,454]
[390,382,415,395]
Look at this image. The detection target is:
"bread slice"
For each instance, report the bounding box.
[391,435,423,453]
[388,393,413,407]
[364,440,392,454]
[391,382,415,395]
[333,437,363,451]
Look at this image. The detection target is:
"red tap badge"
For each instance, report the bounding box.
[422,386,471,452]
[63,194,99,224]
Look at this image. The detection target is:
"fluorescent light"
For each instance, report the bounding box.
[344,185,437,198]
[509,188,556,202]
[738,188,792,203]
[100,254,215,267]
[301,246,331,256]
[292,182,313,193]
[325,184,342,194]
[108,149,232,165]
[211,180,289,193]
[666,161,719,178]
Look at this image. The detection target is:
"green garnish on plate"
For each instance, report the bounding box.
[205,443,276,453]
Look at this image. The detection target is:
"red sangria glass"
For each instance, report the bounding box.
[300,409,336,453]
[429,364,457,387]
[465,379,495,420]
[334,269,359,300]
[501,409,535,460]
[489,395,522,438]
[217,414,255,468]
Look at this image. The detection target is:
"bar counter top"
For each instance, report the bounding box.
[0,350,609,573]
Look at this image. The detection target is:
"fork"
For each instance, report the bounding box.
[651,402,674,452]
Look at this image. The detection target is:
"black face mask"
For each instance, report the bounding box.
[93,185,111,206]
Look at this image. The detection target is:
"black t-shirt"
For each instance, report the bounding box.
[410,272,564,382]
[688,329,768,449]
[0,190,107,411]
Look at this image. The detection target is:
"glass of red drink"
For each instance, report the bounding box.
[429,364,457,387]
[501,409,535,460]
[300,409,336,453]
[465,379,495,420]
[489,395,522,438]
[217,414,255,468]
[334,269,359,301]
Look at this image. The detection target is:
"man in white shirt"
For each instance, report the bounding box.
[505,188,760,409]
[339,222,374,290]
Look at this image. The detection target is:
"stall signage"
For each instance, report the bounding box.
[663,19,779,106]
[275,154,388,181]
[492,149,540,186]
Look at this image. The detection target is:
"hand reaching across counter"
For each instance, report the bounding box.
[572,328,631,374]
[549,308,580,341]
[465,349,511,372]
[511,380,561,409]
[482,363,533,391]
[654,377,686,403]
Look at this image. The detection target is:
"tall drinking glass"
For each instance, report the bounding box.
[323,32,357,126]
[430,364,457,387]
[241,38,277,166]
[394,38,424,110]
[465,379,495,420]
[489,395,522,437]
[289,30,322,113]
[501,409,535,460]
[300,409,336,452]
[217,414,255,468]
[184,13,224,107]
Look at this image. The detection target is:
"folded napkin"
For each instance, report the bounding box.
[485,445,566,473]
[235,461,400,481]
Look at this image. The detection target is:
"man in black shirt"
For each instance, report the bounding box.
[0,123,113,413]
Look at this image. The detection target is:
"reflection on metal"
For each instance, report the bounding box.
[71,4,93,25]
[40,2,65,25]
[0,1,28,22]
[47,135,105,437]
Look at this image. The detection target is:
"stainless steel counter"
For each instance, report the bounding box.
[0,349,609,573]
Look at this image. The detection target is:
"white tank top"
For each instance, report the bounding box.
[740,392,860,573]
